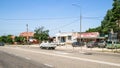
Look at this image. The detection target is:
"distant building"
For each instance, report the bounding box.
[55,32,105,44]
[20,32,34,37]
[19,32,36,43]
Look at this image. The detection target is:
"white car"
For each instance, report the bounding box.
[39,42,57,50]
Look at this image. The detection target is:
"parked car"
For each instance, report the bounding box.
[97,40,106,48]
[86,41,96,48]
[0,42,5,46]
[39,42,57,50]
[72,42,84,47]
[106,41,120,49]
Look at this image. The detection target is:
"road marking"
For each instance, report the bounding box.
[44,63,54,67]
[7,47,120,67]
[24,57,31,60]
[54,51,69,55]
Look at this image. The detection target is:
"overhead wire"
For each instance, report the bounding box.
[0,16,103,34]
[0,16,103,20]
[49,18,80,31]
[0,17,79,21]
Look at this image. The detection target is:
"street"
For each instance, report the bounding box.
[0,45,120,68]
[0,51,51,68]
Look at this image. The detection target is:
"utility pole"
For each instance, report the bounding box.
[80,6,82,51]
[26,24,28,44]
[72,4,82,51]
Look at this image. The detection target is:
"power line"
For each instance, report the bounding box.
[0,17,79,21]
[50,19,80,31]
[82,16,103,20]
[0,16,103,21]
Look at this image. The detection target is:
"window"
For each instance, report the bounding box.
[68,36,71,40]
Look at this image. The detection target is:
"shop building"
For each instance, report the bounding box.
[55,32,105,44]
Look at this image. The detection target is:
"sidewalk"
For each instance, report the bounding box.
[56,45,120,54]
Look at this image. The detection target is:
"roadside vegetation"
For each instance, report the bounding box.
[0,26,49,45]
[0,35,14,44]
[86,0,120,36]
[34,26,49,43]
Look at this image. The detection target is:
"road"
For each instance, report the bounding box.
[0,51,51,68]
[0,45,120,68]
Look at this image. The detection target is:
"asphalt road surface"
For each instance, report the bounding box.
[0,50,51,68]
[0,46,120,68]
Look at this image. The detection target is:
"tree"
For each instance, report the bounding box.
[0,35,13,44]
[86,0,120,34]
[86,26,101,32]
[14,36,25,44]
[6,35,13,44]
[112,0,120,21]
[0,36,7,43]
[34,26,49,43]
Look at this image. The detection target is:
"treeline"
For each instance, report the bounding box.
[0,35,25,44]
[0,26,49,45]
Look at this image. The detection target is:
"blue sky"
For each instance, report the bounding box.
[0,0,113,36]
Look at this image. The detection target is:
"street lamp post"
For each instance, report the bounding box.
[72,4,82,51]
[26,24,29,44]
[79,6,82,51]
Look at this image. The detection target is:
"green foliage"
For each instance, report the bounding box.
[0,36,7,43]
[86,0,120,34]
[14,36,25,43]
[0,35,14,44]
[86,26,101,33]
[34,26,49,42]
[112,0,120,21]
[6,35,13,44]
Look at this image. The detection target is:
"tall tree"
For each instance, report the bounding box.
[86,0,120,34]
[34,26,49,42]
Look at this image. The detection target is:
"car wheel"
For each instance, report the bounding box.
[40,46,43,49]
[46,47,50,50]
[52,47,55,50]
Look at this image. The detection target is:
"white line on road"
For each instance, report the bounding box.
[6,47,120,67]
[54,51,70,55]
[44,63,54,68]
[24,57,31,60]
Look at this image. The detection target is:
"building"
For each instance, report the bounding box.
[56,32,73,44]
[20,32,34,38]
[55,32,105,44]
[19,32,36,43]
[20,32,34,37]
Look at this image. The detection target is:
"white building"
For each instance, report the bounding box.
[56,32,73,44]
[55,32,104,44]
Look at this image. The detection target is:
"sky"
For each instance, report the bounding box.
[0,0,113,36]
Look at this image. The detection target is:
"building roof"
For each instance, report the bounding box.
[56,32,101,38]
[56,32,73,36]
[19,32,34,37]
